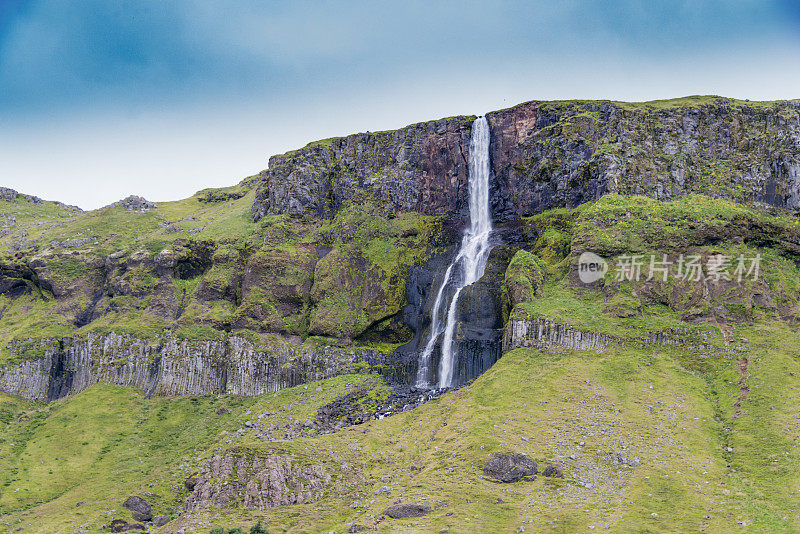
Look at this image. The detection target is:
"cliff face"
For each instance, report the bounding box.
[0,333,395,402]
[253,97,800,222]
[251,116,476,220]
[487,98,800,221]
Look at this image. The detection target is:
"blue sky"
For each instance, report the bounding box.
[1,0,799,210]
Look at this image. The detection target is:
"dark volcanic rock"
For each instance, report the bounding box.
[285,383,444,439]
[251,116,476,221]
[483,453,538,482]
[384,501,432,518]
[109,519,145,532]
[184,474,198,490]
[122,495,152,522]
[198,190,244,203]
[396,243,511,387]
[152,515,170,527]
[487,99,800,220]
[252,99,800,223]
[543,463,564,478]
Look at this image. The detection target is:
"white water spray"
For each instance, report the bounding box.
[415,117,493,388]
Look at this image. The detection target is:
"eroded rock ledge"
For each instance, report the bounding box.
[0,332,396,402]
[503,318,731,353]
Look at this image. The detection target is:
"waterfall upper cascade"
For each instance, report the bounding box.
[416,116,494,388]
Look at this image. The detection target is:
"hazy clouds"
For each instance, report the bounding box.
[1,0,798,209]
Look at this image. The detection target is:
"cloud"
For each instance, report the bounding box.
[1,0,795,116]
[0,1,798,208]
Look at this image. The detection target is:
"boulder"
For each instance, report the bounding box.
[483,453,538,482]
[109,519,145,532]
[384,501,432,518]
[542,463,564,478]
[152,515,170,527]
[122,495,152,522]
[184,474,198,490]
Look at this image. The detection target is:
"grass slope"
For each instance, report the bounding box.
[2,319,798,533]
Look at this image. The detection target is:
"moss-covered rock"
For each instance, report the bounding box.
[233,244,317,335]
[502,250,546,322]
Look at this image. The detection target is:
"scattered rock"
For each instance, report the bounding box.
[375,485,393,494]
[543,463,564,478]
[216,408,227,415]
[606,452,640,467]
[49,237,92,249]
[483,453,538,482]
[152,515,170,527]
[384,501,432,518]
[348,525,366,533]
[296,382,442,439]
[122,496,152,522]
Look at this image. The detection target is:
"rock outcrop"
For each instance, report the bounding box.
[2,96,799,403]
[503,318,614,353]
[502,318,727,354]
[251,116,476,220]
[0,187,43,205]
[116,195,157,212]
[185,450,354,510]
[0,333,396,402]
[487,98,800,220]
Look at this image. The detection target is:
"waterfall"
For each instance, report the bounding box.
[415,116,493,388]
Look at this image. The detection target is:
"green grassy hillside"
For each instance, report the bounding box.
[2,316,799,532]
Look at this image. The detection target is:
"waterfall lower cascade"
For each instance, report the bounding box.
[416,116,494,389]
